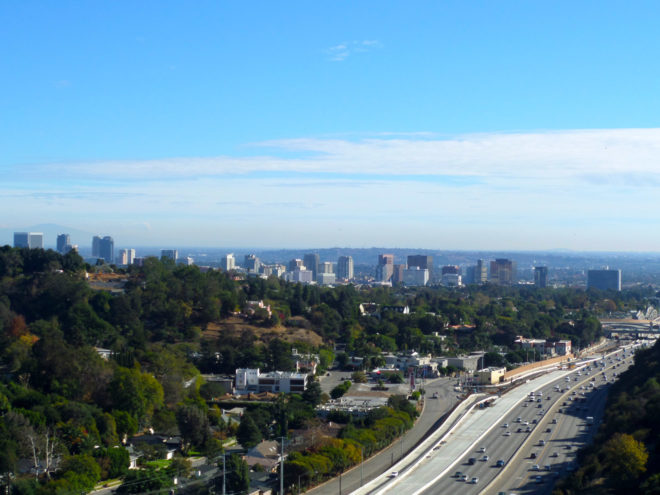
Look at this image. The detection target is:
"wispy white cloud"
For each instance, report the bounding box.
[326,40,382,61]
[6,128,660,249]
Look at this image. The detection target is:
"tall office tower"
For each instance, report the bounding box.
[337,256,354,280]
[244,254,261,272]
[13,232,29,248]
[161,249,178,261]
[288,258,305,272]
[117,250,128,265]
[441,265,462,286]
[57,234,71,254]
[490,258,516,285]
[319,261,334,274]
[407,255,434,280]
[392,264,406,284]
[587,268,621,291]
[476,259,488,283]
[99,236,114,263]
[403,266,429,286]
[92,236,102,257]
[126,248,136,265]
[30,233,44,249]
[221,253,236,271]
[117,249,136,265]
[534,266,548,288]
[376,253,394,282]
[304,253,320,279]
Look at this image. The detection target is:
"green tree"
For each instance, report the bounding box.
[226,453,250,494]
[302,381,322,407]
[602,433,648,482]
[236,415,262,448]
[176,405,211,453]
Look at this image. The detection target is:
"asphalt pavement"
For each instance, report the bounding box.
[306,376,459,495]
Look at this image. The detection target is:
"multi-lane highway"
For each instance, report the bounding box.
[485,346,637,494]
[369,342,642,495]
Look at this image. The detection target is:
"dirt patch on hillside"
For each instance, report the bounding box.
[203,317,323,346]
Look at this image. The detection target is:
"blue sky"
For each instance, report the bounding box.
[2,1,660,250]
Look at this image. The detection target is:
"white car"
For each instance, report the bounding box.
[390,471,398,478]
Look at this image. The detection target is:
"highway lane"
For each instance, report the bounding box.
[485,346,638,494]
[307,376,459,495]
[409,344,640,495]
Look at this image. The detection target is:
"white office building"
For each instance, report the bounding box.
[403,266,429,286]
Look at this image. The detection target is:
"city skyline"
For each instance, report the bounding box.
[3,2,660,250]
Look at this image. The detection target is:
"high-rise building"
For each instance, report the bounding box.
[476,259,488,283]
[534,266,548,288]
[99,236,114,263]
[161,249,178,262]
[13,232,30,248]
[319,261,333,274]
[288,258,305,272]
[337,256,354,280]
[441,265,462,286]
[408,255,434,280]
[244,254,261,272]
[392,264,406,284]
[376,254,394,282]
[490,259,516,285]
[92,236,102,257]
[403,266,429,286]
[303,253,320,279]
[221,253,236,271]
[587,269,621,291]
[57,234,72,254]
[117,249,136,265]
[29,233,44,249]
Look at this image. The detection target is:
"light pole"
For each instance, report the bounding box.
[360,446,364,487]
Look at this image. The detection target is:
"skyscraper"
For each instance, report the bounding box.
[490,259,516,285]
[244,254,261,272]
[92,236,102,257]
[29,233,44,249]
[337,256,354,280]
[99,236,114,263]
[57,234,72,254]
[376,254,394,282]
[118,249,136,265]
[304,253,320,280]
[13,232,29,248]
[14,232,44,249]
[161,249,178,262]
[221,253,236,271]
[408,255,434,280]
[534,266,548,288]
[587,269,621,291]
[476,259,488,283]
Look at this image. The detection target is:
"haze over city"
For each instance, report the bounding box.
[3,2,660,250]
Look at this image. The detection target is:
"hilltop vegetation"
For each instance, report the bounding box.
[0,245,655,493]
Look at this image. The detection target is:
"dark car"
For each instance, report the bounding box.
[468,458,477,465]
[531,452,537,459]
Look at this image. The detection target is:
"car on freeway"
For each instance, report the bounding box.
[504,431,511,436]
[552,418,557,424]
[551,452,558,457]
[526,426,532,432]
[390,471,398,478]
[459,473,468,481]
[530,452,537,459]
[539,440,546,446]
[532,464,540,471]
[503,423,509,428]
[478,447,486,453]
[546,428,552,433]
[468,458,477,465]
[454,471,463,478]
[535,475,543,484]
[496,460,505,467]
[516,427,523,433]
[470,477,479,484]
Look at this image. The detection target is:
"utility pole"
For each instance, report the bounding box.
[338,471,342,495]
[280,436,285,495]
[222,454,226,495]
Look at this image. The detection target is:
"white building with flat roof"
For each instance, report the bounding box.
[235,368,308,394]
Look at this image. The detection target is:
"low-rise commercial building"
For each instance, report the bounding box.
[235,368,308,394]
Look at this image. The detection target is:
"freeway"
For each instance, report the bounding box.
[485,346,638,495]
[307,375,460,495]
[375,343,641,495]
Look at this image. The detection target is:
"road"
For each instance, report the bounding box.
[376,343,641,495]
[485,346,637,495]
[307,376,459,495]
